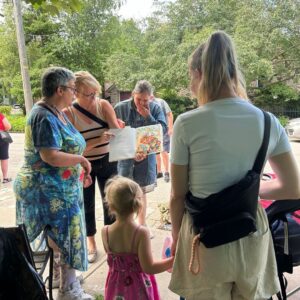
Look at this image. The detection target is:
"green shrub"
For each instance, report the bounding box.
[7,115,26,132]
[0,105,12,115]
[278,115,289,127]
[158,90,197,120]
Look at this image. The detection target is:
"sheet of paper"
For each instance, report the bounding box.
[135,124,163,155]
[108,127,136,162]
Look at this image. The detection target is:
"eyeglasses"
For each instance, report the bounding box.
[60,86,77,94]
[77,91,97,99]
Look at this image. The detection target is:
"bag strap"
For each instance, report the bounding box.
[252,110,271,174]
[73,102,108,128]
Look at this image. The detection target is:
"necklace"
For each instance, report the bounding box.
[40,100,67,124]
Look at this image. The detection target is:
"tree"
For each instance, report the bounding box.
[51,0,123,88]
[24,0,84,14]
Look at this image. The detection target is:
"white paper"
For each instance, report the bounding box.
[109,127,136,162]
[108,124,163,162]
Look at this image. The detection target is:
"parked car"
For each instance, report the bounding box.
[11,104,23,115]
[285,118,300,140]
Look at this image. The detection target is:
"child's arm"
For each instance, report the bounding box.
[138,227,174,275]
[101,226,108,253]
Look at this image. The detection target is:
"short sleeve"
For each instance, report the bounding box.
[162,100,171,114]
[269,113,291,157]
[31,112,62,151]
[170,116,189,165]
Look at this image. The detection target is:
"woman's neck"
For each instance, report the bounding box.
[43,97,64,112]
[212,85,238,101]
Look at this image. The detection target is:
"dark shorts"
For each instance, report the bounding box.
[118,154,157,193]
[0,141,9,160]
[163,134,170,153]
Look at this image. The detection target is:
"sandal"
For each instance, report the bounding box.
[88,249,97,263]
[2,178,12,184]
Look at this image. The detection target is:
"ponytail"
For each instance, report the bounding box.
[190,31,247,105]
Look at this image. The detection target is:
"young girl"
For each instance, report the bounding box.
[101,176,174,300]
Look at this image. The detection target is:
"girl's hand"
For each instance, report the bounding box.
[83,174,92,188]
[135,152,147,162]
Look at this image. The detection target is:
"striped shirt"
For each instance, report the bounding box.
[67,102,109,161]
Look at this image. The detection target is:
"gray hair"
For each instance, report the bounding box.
[132,80,153,95]
[41,67,75,98]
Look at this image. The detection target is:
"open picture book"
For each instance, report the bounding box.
[108,124,163,162]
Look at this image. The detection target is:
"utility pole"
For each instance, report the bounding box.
[13,0,33,114]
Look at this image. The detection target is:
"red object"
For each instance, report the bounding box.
[79,171,85,182]
[260,173,300,224]
[61,169,72,179]
[0,113,5,131]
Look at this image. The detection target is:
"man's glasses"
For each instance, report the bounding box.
[60,86,77,94]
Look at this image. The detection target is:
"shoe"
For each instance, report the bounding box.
[56,279,94,300]
[164,172,170,183]
[2,178,12,184]
[88,249,97,263]
[157,172,163,179]
[149,229,155,239]
[47,273,84,289]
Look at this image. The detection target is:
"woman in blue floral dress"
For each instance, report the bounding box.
[14,67,94,300]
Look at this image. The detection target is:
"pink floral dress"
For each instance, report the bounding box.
[104,225,160,300]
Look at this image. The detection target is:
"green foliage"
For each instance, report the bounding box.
[24,0,84,15]
[159,89,197,120]
[94,295,104,300]
[0,0,299,110]
[0,106,12,115]
[278,115,289,127]
[253,83,299,107]
[7,115,26,132]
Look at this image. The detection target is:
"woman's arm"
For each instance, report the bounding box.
[2,117,12,131]
[167,111,174,136]
[138,227,174,274]
[260,151,300,200]
[170,163,189,255]
[39,148,91,174]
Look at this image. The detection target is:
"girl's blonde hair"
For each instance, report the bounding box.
[74,71,102,94]
[105,176,143,217]
[189,31,248,105]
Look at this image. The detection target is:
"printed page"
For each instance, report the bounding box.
[135,124,163,155]
[109,126,136,162]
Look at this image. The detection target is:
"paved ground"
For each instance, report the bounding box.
[1,133,300,299]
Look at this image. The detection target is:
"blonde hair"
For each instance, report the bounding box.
[74,71,102,94]
[189,31,248,105]
[105,176,143,217]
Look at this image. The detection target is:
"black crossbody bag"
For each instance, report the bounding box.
[73,102,108,128]
[185,111,271,248]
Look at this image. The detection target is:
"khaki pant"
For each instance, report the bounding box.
[169,205,279,300]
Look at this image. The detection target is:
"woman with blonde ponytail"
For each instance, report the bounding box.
[169,31,300,299]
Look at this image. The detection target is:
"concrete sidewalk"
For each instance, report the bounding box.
[1,133,300,299]
[0,133,177,299]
